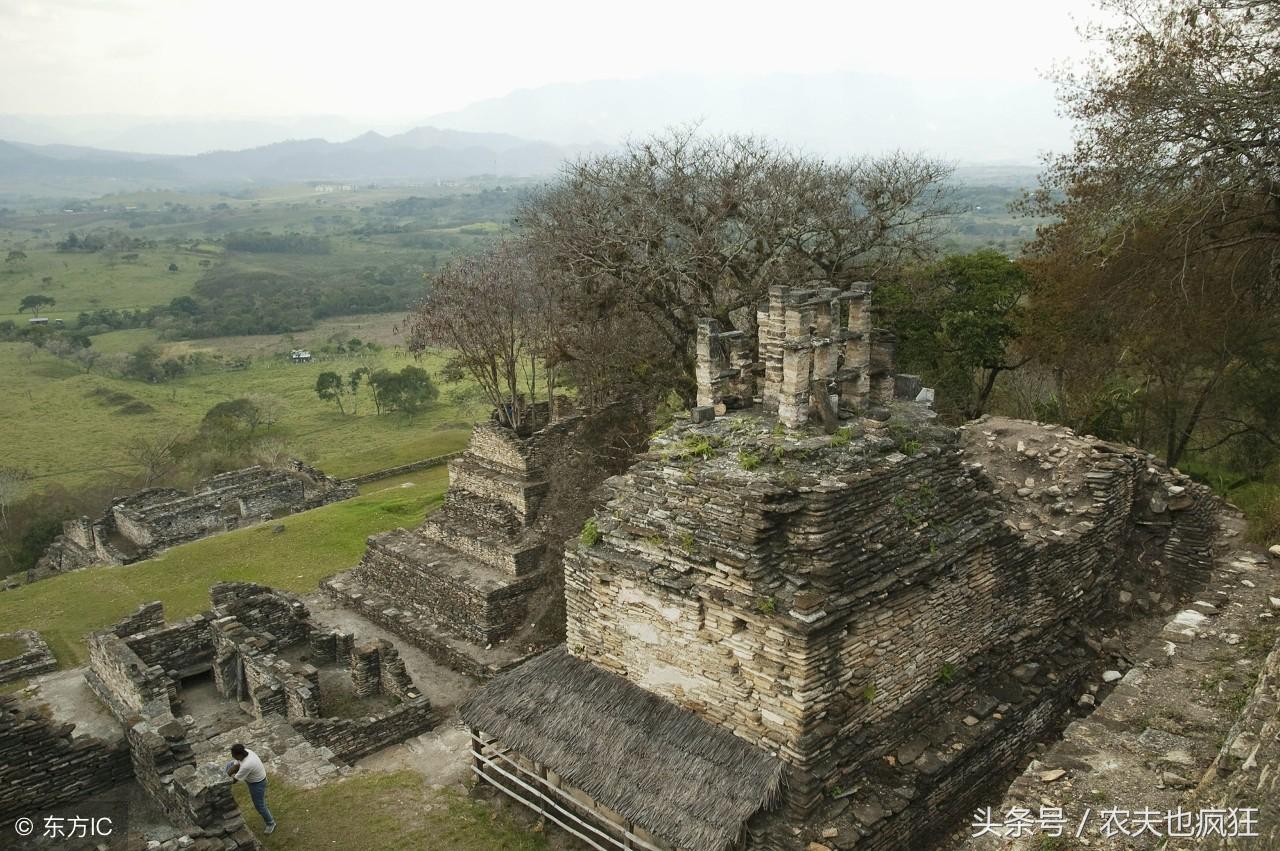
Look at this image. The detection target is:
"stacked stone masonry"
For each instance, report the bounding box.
[328,404,586,670]
[33,459,355,580]
[696,284,915,429]
[74,582,438,848]
[0,629,58,683]
[963,522,1280,851]
[0,695,132,829]
[551,407,1218,848]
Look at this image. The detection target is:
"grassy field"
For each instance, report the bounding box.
[230,774,550,851]
[0,246,208,321]
[3,318,480,492]
[0,467,447,668]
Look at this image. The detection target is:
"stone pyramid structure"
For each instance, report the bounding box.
[324,403,582,676]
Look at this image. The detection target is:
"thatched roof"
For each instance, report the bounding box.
[460,647,784,851]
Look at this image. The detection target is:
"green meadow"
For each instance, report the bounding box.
[3,317,479,493]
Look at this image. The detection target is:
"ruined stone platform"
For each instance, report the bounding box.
[328,406,587,679]
[321,571,543,680]
[962,513,1280,850]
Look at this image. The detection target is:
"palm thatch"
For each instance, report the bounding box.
[460,646,784,851]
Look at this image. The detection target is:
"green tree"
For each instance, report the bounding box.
[315,371,347,414]
[5,249,27,264]
[878,250,1031,419]
[395,366,439,421]
[19,294,55,318]
[1023,0,1280,465]
[347,367,369,415]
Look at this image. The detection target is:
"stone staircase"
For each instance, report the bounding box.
[324,417,570,678]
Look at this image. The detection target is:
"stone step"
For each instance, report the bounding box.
[353,529,543,645]
[322,571,545,679]
[447,455,548,526]
[418,506,545,576]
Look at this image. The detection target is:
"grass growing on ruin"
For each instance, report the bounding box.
[0,468,448,668]
[231,772,550,851]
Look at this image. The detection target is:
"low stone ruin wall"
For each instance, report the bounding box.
[352,532,541,645]
[212,581,312,648]
[108,600,165,636]
[125,714,257,850]
[114,471,306,548]
[120,614,214,679]
[86,629,173,720]
[0,695,133,829]
[344,451,464,486]
[321,574,534,678]
[962,530,1279,851]
[211,614,320,719]
[293,696,439,763]
[0,630,57,684]
[32,460,355,584]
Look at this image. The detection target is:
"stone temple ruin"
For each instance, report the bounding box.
[325,401,586,677]
[461,282,1228,851]
[0,582,437,850]
[34,460,355,579]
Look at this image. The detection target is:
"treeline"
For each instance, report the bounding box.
[375,186,522,226]
[159,262,425,338]
[56,230,155,252]
[315,365,438,418]
[223,230,330,254]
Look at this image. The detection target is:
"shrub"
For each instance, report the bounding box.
[738,451,761,471]
[579,518,600,547]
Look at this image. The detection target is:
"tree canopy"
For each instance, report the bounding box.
[1022,0,1280,467]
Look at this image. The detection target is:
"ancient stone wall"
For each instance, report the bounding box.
[86,630,172,719]
[962,525,1277,851]
[0,695,132,829]
[352,531,542,645]
[121,614,214,679]
[320,576,534,678]
[0,630,57,683]
[212,581,312,648]
[33,461,352,582]
[293,696,438,763]
[108,600,166,637]
[125,712,258,849]
[566,411,1218,810]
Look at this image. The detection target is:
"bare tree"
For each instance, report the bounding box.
[405,242,556,432]
[518,127,954,383]
[0,467,29,532]
[125,433,183,487]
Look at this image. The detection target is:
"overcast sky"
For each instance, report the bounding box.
[1,0,1103,121]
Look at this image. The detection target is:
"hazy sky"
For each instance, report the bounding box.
[1,0,1103,120]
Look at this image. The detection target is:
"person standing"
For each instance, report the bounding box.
[226,743,277,835]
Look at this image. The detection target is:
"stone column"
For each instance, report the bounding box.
[695,318,723,409]
[760,286,789,414]
[839,289,872,408]
[778,296,815,429]
[350,641,382,698]
[869,330,898,406]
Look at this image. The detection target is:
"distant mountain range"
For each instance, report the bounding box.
[0,72,1064,195]
[0,127,600,194]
